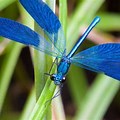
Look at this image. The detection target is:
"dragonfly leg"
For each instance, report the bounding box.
[44,57,58,76]
[45,84,63,105]
[55,57,59,66]
[48,57,58,74]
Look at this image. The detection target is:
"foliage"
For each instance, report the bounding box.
[0,0,120,120]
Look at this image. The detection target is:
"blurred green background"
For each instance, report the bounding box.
[0,0,120,120]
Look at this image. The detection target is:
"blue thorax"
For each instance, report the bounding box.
[51,57,71,85]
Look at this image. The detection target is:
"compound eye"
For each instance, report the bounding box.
[50,74,55,81]
[62,76,66,83]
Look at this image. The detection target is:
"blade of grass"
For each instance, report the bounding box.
[46,105,52,120]
[0,42,23,112]
[29,72,56,120]
[67,0,105,52]
[0,0,16,10]
[66,1,120,118]
[74,75,120,120]
[68,66,88,106]
[30,0,57,119]
[18,3,37,120]
[59,0,67,36]
[20,88,36,120]
[34,0,56,101]
[34,29,46,100]
[0,112,20,120]
[97,12,120,31]
[67,0,104,106]
[52,90,66,120]
[49,0,67,119]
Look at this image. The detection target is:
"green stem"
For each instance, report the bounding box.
[67,0,104,107]
[97,12,120,31]
[75,75,120,120]
[30,0,57,119]
[59,0,67,36]
[0,0,16,10]
[67,0,105,52]
[20,88,36,120]
[0,42,23,112]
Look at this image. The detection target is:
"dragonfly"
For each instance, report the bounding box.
[0,0,120,85]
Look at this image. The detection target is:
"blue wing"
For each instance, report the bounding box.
[19,0,66,54]
[0,18,62,57]
[71,43,120,80]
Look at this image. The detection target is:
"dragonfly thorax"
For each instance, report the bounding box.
[50,57,71,85]
[50,73,66,85]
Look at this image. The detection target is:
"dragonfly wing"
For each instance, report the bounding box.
[0,18,62,57]
[19,0,66,54]
[71,43,120,80]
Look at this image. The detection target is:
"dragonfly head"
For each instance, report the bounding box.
[50,74,66,85]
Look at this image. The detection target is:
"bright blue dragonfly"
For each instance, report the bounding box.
[0,0,120,85]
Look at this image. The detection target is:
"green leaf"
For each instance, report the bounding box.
[67,0,104,107]
[97,12,120,31]
[0,42,23,112]
[67,0,105,52]
[30,0,57,119]
[59,0,67,36]
[0,0,16,10]
[75,75,120,120]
